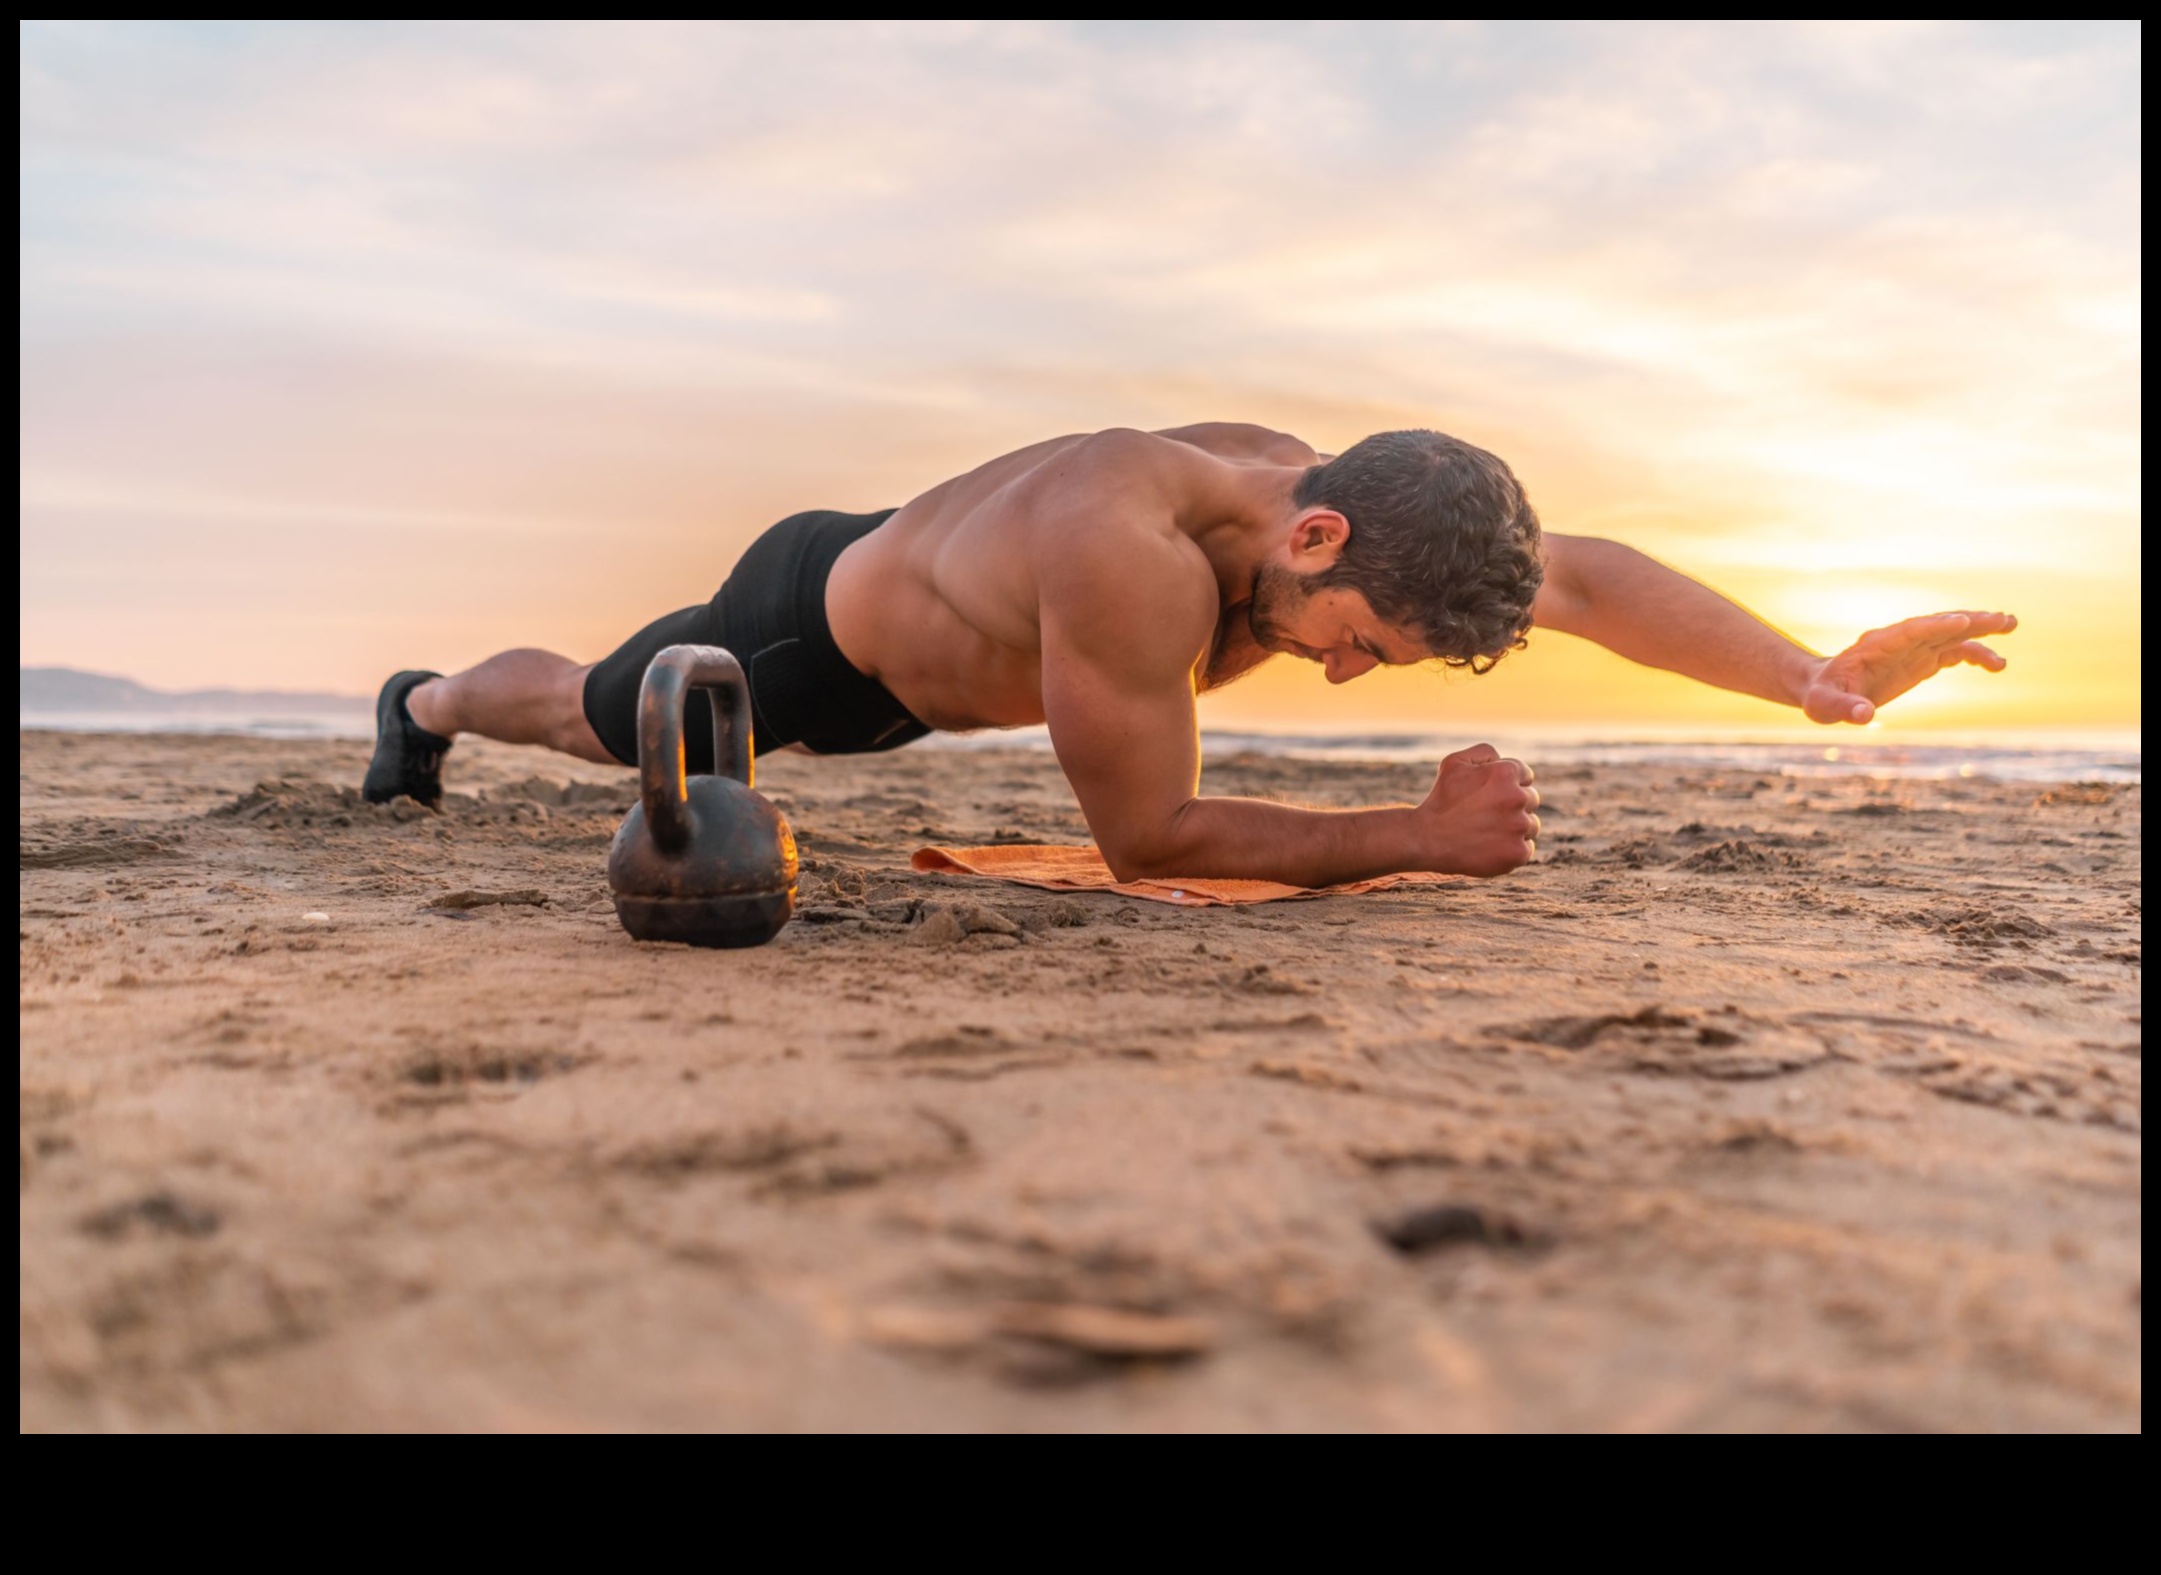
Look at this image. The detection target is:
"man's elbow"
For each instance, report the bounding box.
[1098,809,1204,884]
[1106,846,1175,885]
[1101,842,1178,885]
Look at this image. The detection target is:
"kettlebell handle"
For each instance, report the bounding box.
[635,644,756,854]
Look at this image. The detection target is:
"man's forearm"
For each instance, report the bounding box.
[1557,539,1821,707]
[1117,796,1426,887]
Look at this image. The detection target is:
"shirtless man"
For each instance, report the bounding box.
[362,425,2016,884]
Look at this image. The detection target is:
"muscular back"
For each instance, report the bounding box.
[824,424,1320,731]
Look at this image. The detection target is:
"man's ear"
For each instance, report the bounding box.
[1288,508,1350,568]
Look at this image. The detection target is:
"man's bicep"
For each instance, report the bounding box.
[1039,632,1204,877]
[1032,516,1215,873]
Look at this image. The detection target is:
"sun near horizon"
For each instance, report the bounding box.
[18,22,2141,740]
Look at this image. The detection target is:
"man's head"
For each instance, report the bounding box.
[1251,430,1544,682]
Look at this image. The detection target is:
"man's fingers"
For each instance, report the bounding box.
[1942,640,2006,672]
[1524,784,1542,811]
[1805,683,1873,724]
[1881,612,1971,646]
[1443,743,1500,771]
[1864,612,2016,654]
[1896,611,2021,650]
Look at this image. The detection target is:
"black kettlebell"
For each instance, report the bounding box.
[607,644,797,947]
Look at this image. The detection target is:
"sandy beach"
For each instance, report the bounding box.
[17,728,2141,1431]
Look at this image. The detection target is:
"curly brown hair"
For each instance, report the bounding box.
[1295,430,1544,673]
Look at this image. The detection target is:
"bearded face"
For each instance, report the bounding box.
[1245,561,1314,653]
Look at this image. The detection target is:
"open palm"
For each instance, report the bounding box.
[1803,611,2018,725]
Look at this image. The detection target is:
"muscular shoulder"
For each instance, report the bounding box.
[1528,532,1592,631]
[1042,423,1311,479]
[1023,429,1207,552]
[1152,421,1321,467]
[1031,441,1217,681]
[1061,425,1200,481]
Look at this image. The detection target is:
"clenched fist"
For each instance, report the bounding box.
[1418,744,1541,877]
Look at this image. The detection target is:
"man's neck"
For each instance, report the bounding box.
[1187,464,1303,607]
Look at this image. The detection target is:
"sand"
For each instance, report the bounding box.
[17,729,2142,1431]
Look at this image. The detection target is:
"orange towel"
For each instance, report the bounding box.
[910,843,1463,908]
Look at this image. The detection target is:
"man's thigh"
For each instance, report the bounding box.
[579,604,721,768]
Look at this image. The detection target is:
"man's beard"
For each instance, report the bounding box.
[1245,562,1313,652]
[1207,564,1316,691]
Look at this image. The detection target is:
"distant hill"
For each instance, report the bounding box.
[20,666,370,714]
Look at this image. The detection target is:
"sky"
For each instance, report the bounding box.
[18,21,2143,736]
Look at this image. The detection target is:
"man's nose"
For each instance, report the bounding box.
[1325,649,1377,684]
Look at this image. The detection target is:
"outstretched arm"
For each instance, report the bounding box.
[1041,527,1539,884]
[1532,535,2016,724]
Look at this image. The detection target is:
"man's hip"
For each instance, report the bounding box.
[580,508,930,767]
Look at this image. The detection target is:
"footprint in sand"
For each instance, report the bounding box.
[1485,1004,1833,1080]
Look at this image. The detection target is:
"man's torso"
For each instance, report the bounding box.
[823,425,1317,731]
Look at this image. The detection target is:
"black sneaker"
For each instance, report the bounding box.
[362,670,452,806]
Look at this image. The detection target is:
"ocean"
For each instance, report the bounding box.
[18,709,2142,785]
[932,724,2143,785]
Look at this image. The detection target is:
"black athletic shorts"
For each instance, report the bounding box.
[581,508,930,768]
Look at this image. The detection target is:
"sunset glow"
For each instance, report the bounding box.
[19,22,2141,736]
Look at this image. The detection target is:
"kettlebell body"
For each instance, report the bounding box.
[607,645,798,948]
